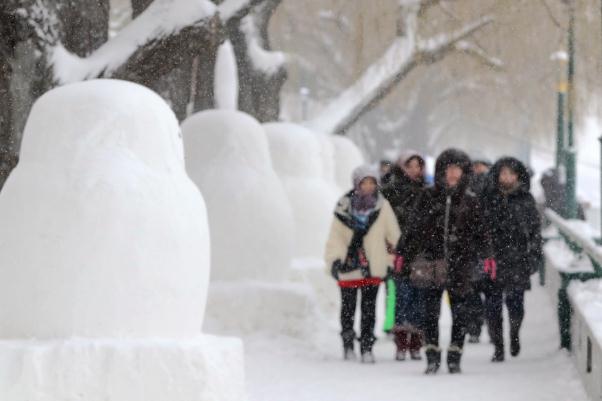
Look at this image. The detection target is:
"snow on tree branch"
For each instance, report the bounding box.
[306,14,494,135]
[51,0,220,84]
[453,40,503,70]
[240,13,286,74]
[416,15,493,59]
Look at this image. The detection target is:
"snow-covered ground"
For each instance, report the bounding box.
[239,280,587,401]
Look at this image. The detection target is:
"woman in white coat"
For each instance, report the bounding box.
[325,165,401,363]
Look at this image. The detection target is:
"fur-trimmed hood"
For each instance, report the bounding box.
[434,148,472,194]
[488,157,531,193]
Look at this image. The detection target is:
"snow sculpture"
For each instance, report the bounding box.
[0,80,245,401]
[331,135,364,193]
[182,110,294,281]
[264,122,338,259]
[214,40,239,110]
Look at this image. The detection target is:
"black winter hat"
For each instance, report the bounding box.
[489,157,531,192]
[434,148,472,191]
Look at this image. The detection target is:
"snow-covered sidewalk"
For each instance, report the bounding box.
[243,282,588,401]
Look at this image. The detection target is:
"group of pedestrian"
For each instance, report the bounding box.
[324,148,543,374]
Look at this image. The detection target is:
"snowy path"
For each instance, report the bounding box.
[243,282,588,401]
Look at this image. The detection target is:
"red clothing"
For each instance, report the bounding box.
[338,278,382,288]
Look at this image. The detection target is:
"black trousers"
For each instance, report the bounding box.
[465,281,486,337]
[483,283,525,348]
[422,288,467,350]
[340,284,379,353]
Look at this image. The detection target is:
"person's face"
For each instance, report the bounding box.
[359,177,378,195]
[404,158,423,181]
[499,166,519,189]
[473,162,489,175]
[380,163,391,176]
[445,165,463,188]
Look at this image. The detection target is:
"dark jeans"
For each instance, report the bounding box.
[340,285,379,353]
[422,288,467,350]
[484,283,525,348]
[466,281,486,337]
[394,276,424,329]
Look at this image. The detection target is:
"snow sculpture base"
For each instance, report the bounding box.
[205,281,329,340]
[0,335,246,401]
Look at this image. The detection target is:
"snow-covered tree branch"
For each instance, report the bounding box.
[306,8,495,136]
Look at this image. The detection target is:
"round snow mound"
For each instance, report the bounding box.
[331,135,364,193]
[0,79,210,339]
[182,110,294,282]
[264,123,338,259]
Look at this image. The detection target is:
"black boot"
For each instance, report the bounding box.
[341,330,357,361]
[491,345,505,362]
[359,335,377,363]
[510,336,520,357]
[424,345,441,375]
[447,346,463,374]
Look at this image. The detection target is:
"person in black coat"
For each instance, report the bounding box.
[465,158,492,343]
[401,149,493,374]
[482,157,543,362]
[381,151,427,361]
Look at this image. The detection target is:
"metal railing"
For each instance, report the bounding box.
[544,209,602,349]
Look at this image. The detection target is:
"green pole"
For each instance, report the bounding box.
[565,4,578,219]
[599,136,602,241]
[556,83,566,169]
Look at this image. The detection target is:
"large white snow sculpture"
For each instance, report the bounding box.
[313,131,337,185]
[331,135,364,193]
[264,122,338,259]
[0,80,246,401]
[182,110,294,281]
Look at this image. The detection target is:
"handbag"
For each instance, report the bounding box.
[409,195,452,289]
[409,255,448,289]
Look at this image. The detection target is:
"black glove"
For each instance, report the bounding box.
[331,260,342,280]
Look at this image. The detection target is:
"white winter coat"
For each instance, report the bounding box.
[324,192,401,281]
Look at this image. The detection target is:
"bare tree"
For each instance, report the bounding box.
[0,0,271,187]
[306,0,500,135]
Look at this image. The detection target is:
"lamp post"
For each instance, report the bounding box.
[551,51,568,169]
[565,0,578,219]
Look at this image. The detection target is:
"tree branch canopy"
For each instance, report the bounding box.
[307,13,495,135]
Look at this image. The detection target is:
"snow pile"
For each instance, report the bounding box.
[543,239,594,274]
[204,280,330,340]
[0,336,247,401]
[331,135,364,193]
[0,80,247,401]
[264,122,338,259]
[182,110,294,281]
[0,79,209,338]
[214,40,239,110]
[569,280,602,345]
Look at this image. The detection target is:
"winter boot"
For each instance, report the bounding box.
[447,346,463,374]
[424,345,441,375]
[360,351,376,364]
[360,335,377,363]
[409,333,423,361]
[341,330,356,361]
[491,345,505,362]
[468,334,480,344]
[394,328,408,361]
[510,336,521,357]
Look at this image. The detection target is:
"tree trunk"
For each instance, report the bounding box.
[0,0,110,188]
[131,0,153,18]
[228,0,286,122]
